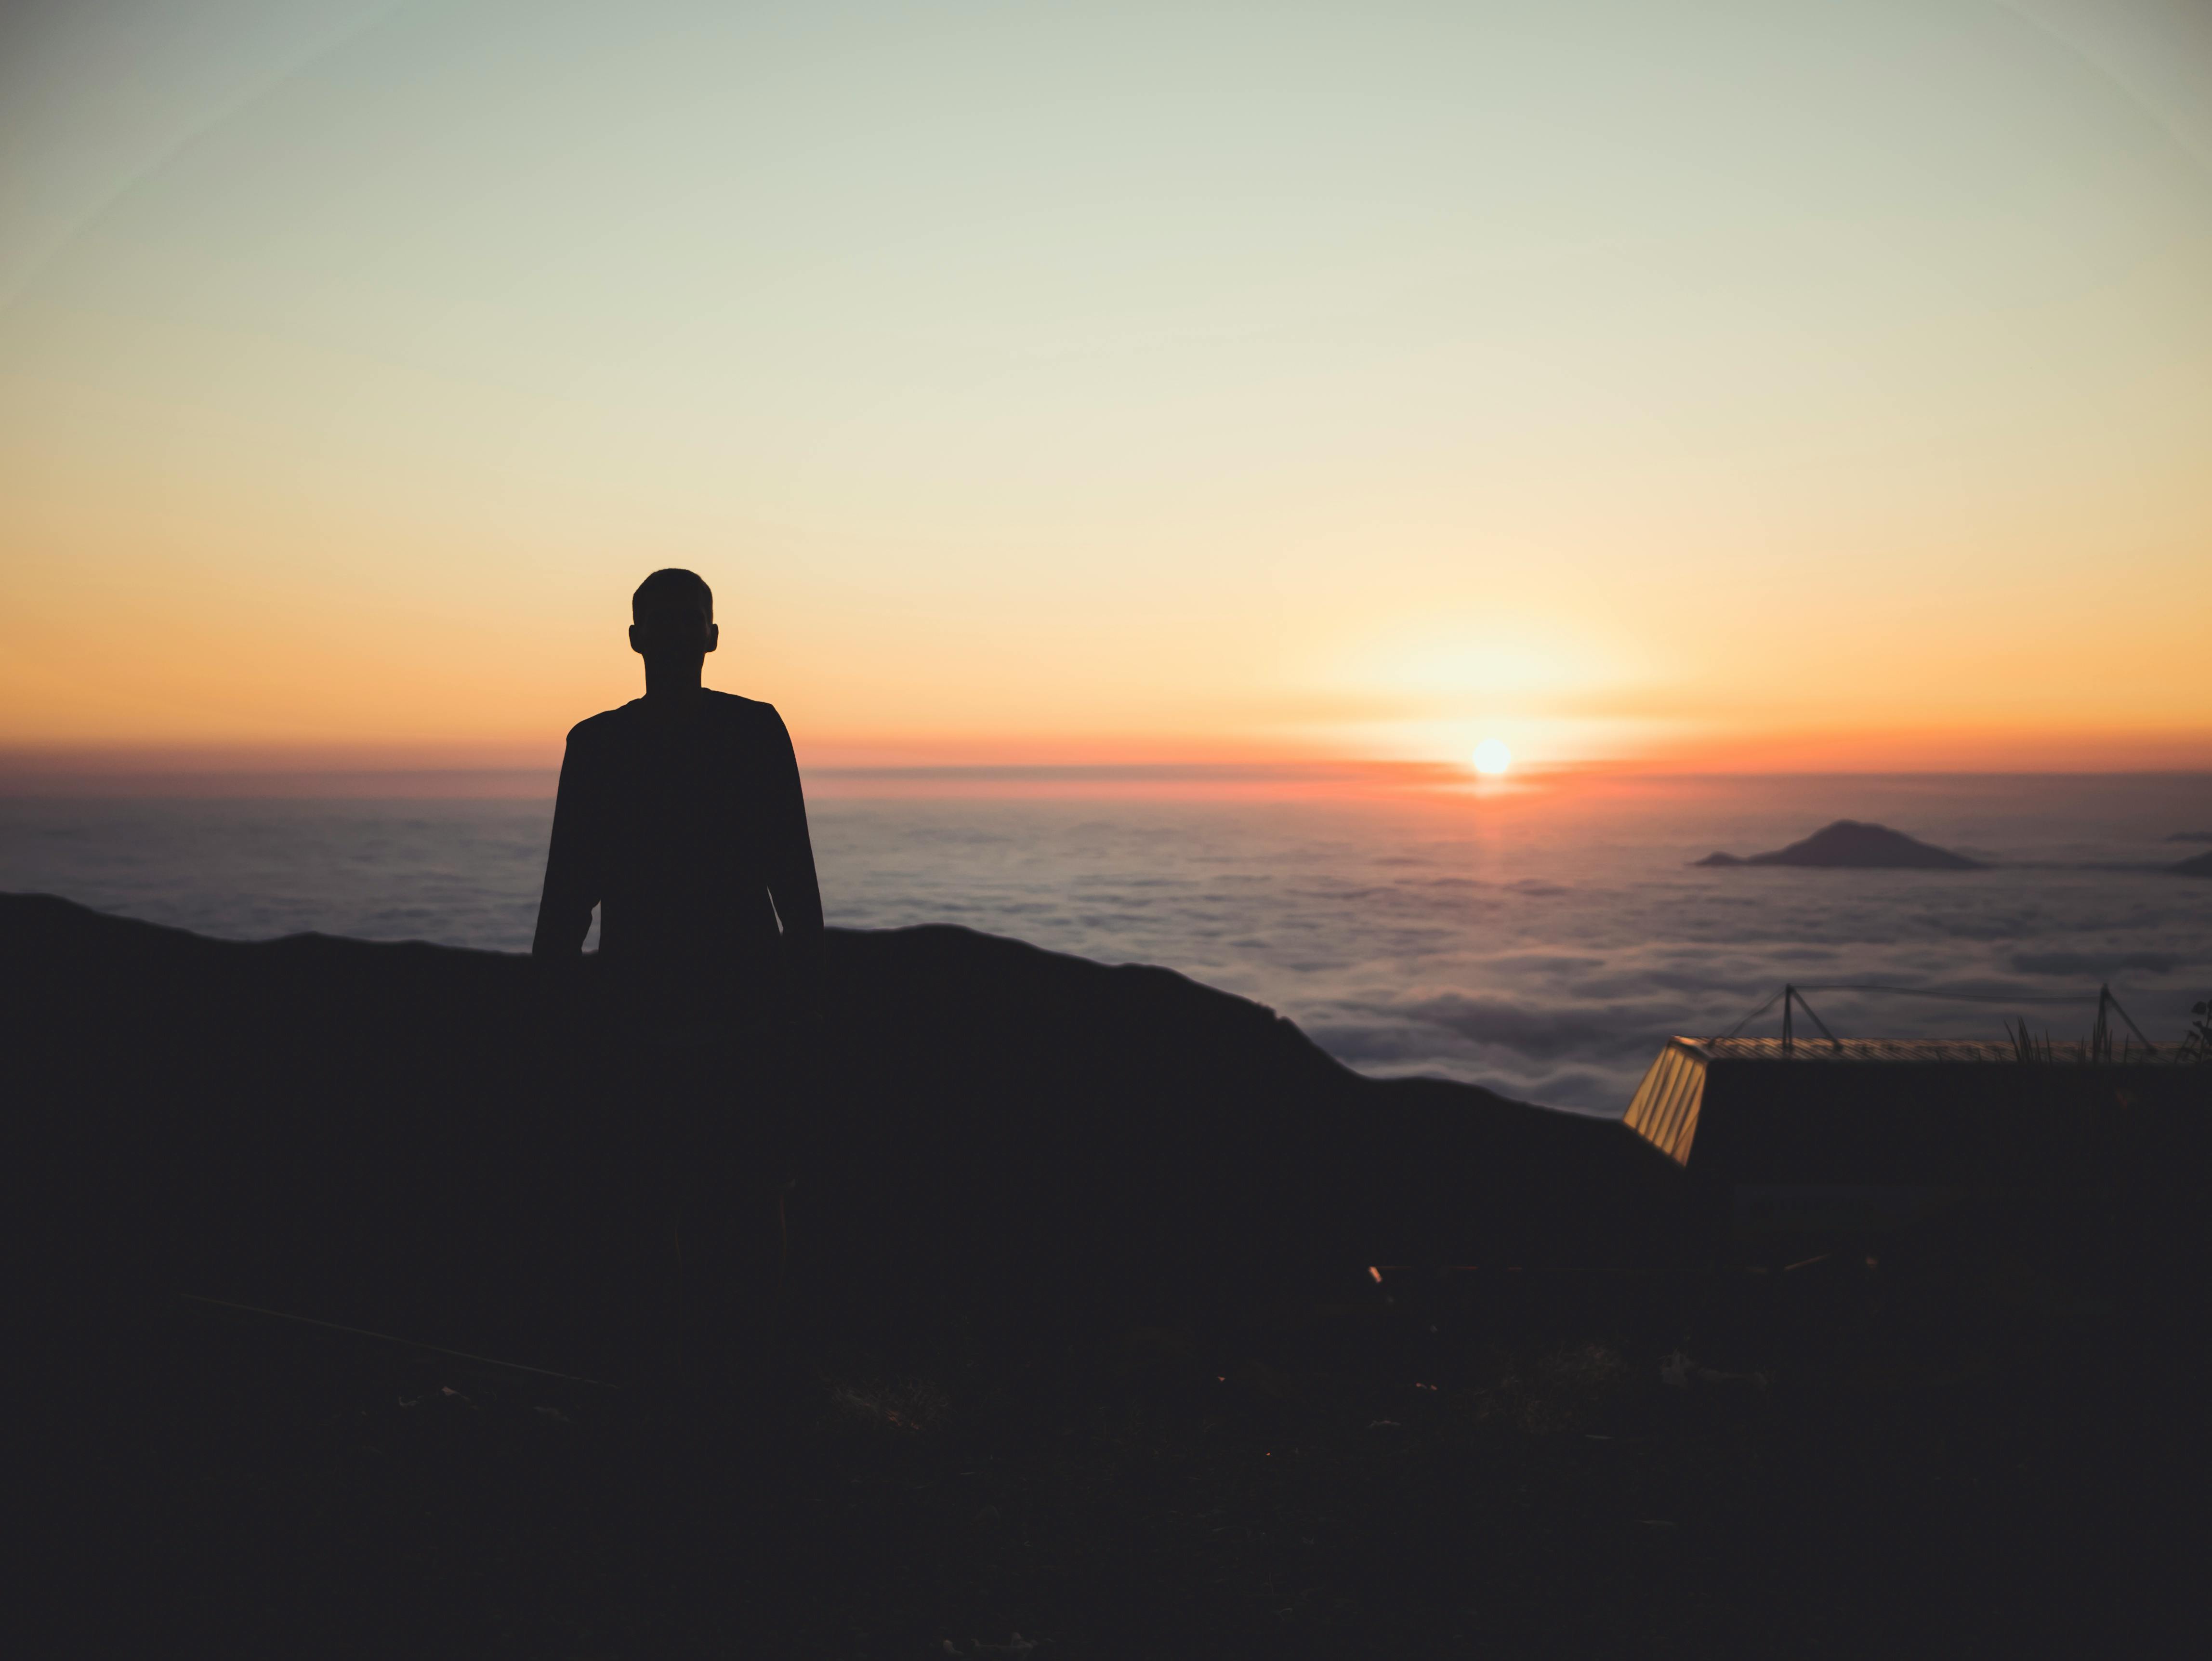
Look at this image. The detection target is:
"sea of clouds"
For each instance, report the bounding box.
[3,773,2207,1114]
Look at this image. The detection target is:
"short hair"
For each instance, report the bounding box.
[632,568,712,621]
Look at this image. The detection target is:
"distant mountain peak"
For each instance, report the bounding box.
[1694,819,1984,870]
[2172,849,2212,877]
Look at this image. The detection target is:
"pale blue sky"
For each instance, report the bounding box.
[4,0,2209,767]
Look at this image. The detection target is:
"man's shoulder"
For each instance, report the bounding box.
[565,701,643,743]
[703,689,784,727]
[703,688,774,713]
[560,692,782,745]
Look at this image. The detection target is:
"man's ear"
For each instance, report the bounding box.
[703,622,720,654]
[628,622,644,655]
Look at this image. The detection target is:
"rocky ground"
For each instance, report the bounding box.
[12,895,2204,1654]
[27,1213,2203,1658]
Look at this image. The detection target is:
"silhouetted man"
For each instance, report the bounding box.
[534,568,823,1018]
[533,567,824,1377]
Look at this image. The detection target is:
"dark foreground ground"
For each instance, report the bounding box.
[10,895,2207,1654]
[28,1219,2207,1659]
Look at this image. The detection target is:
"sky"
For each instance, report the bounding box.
[2,0,2209,779]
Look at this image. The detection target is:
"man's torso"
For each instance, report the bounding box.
[567,691,789,980]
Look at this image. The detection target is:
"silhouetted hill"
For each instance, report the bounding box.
[5,894,1687,1380]
[1695,819,1984,870]
[16,902,2210,1659]
[2172,849,2212,876]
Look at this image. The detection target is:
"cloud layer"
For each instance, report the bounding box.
[5,775,2208,1113]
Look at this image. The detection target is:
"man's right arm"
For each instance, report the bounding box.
[532,726,602,959]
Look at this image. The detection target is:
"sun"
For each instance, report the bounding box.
[1472,738,1512,776]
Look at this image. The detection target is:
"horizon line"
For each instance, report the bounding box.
[3,756,2210,802]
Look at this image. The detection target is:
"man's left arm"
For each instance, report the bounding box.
[533,724,604,963]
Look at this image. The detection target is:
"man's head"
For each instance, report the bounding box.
[629,568,718,661]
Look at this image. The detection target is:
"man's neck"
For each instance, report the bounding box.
[641,655,707,705]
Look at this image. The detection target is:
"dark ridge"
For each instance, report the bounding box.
[2164,830,2212,843]
[5,893,1690,1382]
[1694,818,1984,870]
[2172,849,2212,877]
[14,900,2212,1658]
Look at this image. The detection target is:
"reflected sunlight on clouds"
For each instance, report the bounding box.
[8,773,2208,1110]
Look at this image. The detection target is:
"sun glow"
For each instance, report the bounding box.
[1472,739,1512,776]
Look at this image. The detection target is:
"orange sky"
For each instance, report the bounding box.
[3,0,2210,781]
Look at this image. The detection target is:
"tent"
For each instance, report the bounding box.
[1623,1034,2199,1241]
